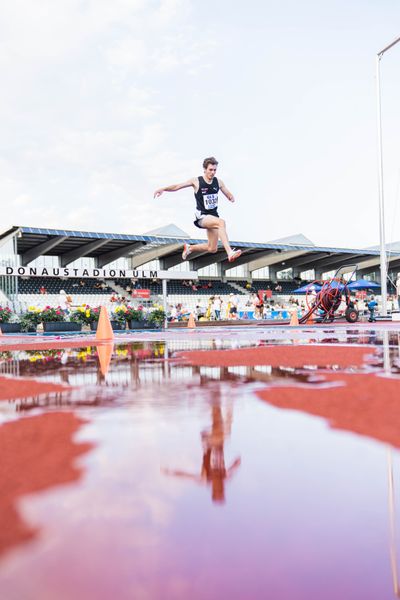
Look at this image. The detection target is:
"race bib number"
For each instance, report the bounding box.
[203,193,218,209]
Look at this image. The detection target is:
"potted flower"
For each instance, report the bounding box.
[39,306,81,333]
[110,306,127,331]
[19,307,42,332]
[147,308,166,329]
[71,305,101,331]
[124,306,145,329]
[0,306,21,333]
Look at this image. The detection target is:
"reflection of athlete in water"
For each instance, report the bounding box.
[162,403,241,504]
[154,157,242,263]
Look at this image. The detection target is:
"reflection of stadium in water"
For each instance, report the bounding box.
[1,328,400,413]
[0,339,315,412]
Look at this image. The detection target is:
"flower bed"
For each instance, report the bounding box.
[71,305,100,325]
[0,306,13,324]
[39,306,67,322]
[19,307,42,332]
[147,308,166,328]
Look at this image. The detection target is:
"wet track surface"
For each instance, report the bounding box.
[1,324,400,599]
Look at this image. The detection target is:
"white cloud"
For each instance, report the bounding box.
[106,39,149,73]
[1,1,397,247]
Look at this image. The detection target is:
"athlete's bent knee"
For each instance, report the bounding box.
[218,219,226,228]
[208,246,218,253]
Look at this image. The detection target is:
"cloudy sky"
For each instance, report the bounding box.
[1,0,400,248]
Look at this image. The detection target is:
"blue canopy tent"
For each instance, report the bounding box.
[327,280,345,290]
[293,283,322,293]
[347,279,380,290]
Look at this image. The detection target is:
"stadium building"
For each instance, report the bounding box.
[1,224,400,314]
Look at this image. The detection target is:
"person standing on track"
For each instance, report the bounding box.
[154,157,242,263]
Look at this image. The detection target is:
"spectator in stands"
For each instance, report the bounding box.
[212,296,222,320]
[206,296,213,319]
[229,293,239,320]
[255,294,264,319]
[39,286,47,294]
[367,295,378,322]
[195,304,203,319]
[251,293,258,316]
[94,282,102,289]
[274,283,282,293]
[169,305,177,322]
[110,293,118,302]
[245,281,252,291]
[388,295,396,313]
[59,290,71,313]
[79,279,85,287]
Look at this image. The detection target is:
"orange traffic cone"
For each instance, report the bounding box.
[306,311,316,325]
[290,308,299,326]
[187,313,196,328]
[96,306,114,341]
[97,343,114,377]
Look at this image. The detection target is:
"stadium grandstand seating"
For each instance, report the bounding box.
[233,280,304,294]
[17,277,244,298]
[10,275,385,320]
[17,277,113,295]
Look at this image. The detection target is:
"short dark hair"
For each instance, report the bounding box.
[203,157,218,169]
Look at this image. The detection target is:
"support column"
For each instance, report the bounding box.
[314,269,323,281]
[268,267,278,281]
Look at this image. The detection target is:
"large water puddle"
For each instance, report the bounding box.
[1,328,400,599]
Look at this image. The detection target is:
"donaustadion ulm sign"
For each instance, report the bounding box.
[0,266,198,280]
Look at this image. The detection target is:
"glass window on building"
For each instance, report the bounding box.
[300,269,315,281]
[277,268,293,280]
[251,266,269,280]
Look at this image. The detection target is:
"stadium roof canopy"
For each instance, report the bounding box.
[2,225,400,275]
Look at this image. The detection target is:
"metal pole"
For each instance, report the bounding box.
[376,54,388,316]
[375,36,400,317]
[162,279,168,329]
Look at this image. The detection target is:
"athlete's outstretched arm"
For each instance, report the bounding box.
[154,178,196,198]
[219,179,235,203]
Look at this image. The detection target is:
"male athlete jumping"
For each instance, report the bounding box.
[153,157,242,262]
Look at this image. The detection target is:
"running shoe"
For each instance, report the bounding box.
[228,249,242,262]
[182,243,192,260]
